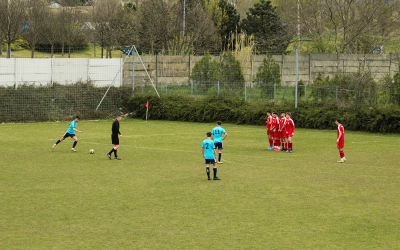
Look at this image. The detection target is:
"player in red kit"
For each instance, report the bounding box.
[266,111,273,150]
[285,112,295,153]
[271,112,280,151]
[336,119,346,163]
[279,112,287,151]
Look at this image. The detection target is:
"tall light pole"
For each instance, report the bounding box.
[183,0,186,38]
[297,0,300,50]
[7,0,11,58]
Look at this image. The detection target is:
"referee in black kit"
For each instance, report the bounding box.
[107,116,122,160]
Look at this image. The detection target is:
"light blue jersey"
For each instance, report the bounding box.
[66,120,77,134]
[202,138,215,159]
[212,126,226,143]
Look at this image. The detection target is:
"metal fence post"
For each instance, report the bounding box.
[132,52,135,96]
[191,79,193,96]
[245,82,247,102]
[336,86,338,103]
[218,81,220,95]
[368,87,371,107]
[142,77,144,94]
[166,78,168,94]
[305,85,307,101]
[274,83,276,105]
[295,48,299,108]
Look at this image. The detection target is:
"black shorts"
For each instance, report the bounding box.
[111,134,119,145]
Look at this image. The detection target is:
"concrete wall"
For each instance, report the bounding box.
[123,53,399,87]
[0,58,123,87]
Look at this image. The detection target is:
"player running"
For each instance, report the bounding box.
[266,111,274,150]
[212,121,227,164]
[202,132,220,180]
[285,112,295,153]
[336,119,346,163]
[279,112,287,151]
[52,116,82,152]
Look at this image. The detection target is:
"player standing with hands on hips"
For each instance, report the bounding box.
[336,119,346,163]
[212,121,227,164]
[107,116,122,160]
[52,116,82,152]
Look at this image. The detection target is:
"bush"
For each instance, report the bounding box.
[252,55,280,99]
[128,93,400,133]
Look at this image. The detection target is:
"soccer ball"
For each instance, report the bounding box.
[90,149,94,154]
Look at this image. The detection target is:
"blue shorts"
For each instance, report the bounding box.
[63,132,76,139]
[214,142,223,149]
[205,158,216,164]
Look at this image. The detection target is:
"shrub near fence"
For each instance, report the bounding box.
[128,93,400,133]
[0,82,131,123]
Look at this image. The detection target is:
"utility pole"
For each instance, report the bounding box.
[182,0,186,55]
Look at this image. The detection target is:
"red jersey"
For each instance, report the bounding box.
[285,119,295,134]
[337,124,344,141]
[271,117,278,131]
[279,117,287,132]
[266,116,273,130]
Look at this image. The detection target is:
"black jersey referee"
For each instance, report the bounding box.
[107,116,122,160]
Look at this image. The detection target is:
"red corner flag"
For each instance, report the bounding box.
[145,100,149,108]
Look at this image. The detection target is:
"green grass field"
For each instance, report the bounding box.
[1,119,399,249]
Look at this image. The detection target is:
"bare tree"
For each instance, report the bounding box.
[0,0,28,58]
[22,0,48,58]
[169,1,220,53]
[40,9,61,57]
[138,0,171,53]
[278,0,400,54]
[91,0,123,58]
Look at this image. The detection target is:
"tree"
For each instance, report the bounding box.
[219,51,245,90]
[241,0,290,53]
[168,0,220,53]
[205,0,240,51]
[59,8,85,58]
[138,0,171,53]
[40,9,61,58]
[0,0,28,58]
[22,1,48,58]
[190,53,221,91]
[91,0,124,58]
[252,55,281,98]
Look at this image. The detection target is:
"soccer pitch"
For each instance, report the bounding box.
[1,119,399,249]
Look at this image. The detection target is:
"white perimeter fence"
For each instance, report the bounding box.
[0,58,123,87]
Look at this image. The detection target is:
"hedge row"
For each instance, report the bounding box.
[128,93,400,133]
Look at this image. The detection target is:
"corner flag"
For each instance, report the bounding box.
[145,100,149,122]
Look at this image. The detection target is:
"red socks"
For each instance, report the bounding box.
[340,150,344,158]
[288,142,292,150]
[269,139,273,147]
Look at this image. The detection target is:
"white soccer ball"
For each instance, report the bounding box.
[90,149,94,154]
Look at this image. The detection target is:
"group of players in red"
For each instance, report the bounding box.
[266,111,295,153]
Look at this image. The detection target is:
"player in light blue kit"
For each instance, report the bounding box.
[202,132,220,180]
[53,116,83,152]
[212,121,228,164]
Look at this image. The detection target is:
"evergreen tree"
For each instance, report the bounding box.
[241,0,289,53]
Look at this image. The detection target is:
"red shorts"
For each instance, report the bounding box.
[267,129,271,136]
[273,131,280,139]
[280,131,287,138]
[337,139,344,148]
